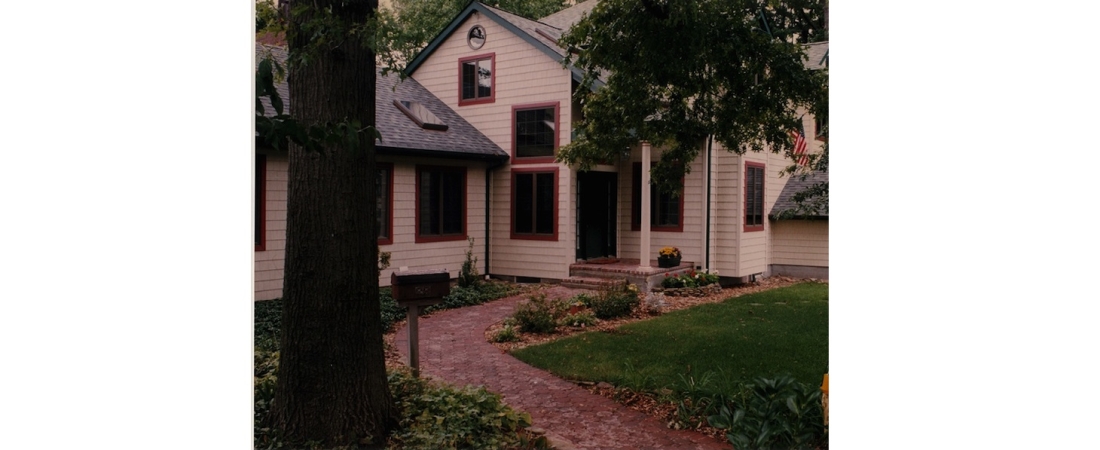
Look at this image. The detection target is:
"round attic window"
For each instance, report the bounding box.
[467,25,486,50]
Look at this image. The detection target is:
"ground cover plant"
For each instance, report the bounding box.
[378,279,522,332]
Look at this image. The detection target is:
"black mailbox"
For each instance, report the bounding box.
[391,269,451,376]
[391,269,450,307]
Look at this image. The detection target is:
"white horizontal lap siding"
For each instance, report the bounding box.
[413,14,575,281]
[256,154,288,301]
[617,146,705,265]
[769,220,829,267]
[378,157,488,286]
[709,147,741,277]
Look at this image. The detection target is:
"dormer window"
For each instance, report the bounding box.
[458,53,494,105]
[394,100,447,131]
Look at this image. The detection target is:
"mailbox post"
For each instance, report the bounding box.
[390,269,450,376]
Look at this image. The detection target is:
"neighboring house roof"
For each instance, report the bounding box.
[255,44,508,162]
[804,41,828,70]
[770,170,829,219]
[404,1,599,87]
[539,0,599,30]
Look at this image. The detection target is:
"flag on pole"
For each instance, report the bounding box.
[791,123,809,166]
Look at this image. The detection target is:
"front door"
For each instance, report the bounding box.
[576,171,617,260]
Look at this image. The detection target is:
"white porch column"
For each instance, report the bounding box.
[639,140,652,269]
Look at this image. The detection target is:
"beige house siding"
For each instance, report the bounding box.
[378,157,490,286]
[769,220,829,267]
[255,153,288,301]
[411,13,576,281]
[617,145,706,267]
[709,146,741,278]
[252,155,491,300]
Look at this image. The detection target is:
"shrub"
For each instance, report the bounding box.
[379,288,405,332]
[458,237,480,288]
[492,324,521,343]
[588,282,640,320]
[512,293,566,334]
[661,270,719,289]
[707,375,826,450]
[561,310,598,327]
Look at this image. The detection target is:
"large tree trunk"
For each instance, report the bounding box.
[270,0,394,446]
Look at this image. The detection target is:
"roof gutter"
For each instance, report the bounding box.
[376,146,510,163]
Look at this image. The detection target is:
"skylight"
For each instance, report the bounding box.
[394,100,447,131]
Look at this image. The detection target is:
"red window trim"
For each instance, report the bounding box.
[377,162,394,246]
[744,162,765,232]
[457,53,495,106]
[414,165,468,243]
[255,154,267,252]
[510,167,559,241]
[511,102,560,164]
[630,162,684,233]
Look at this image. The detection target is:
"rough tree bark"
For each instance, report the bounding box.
[270,0,395,447]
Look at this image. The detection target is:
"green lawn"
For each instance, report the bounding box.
[511,282,828,397]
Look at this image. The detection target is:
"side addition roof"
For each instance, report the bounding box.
[255,43,507,162]
[770,170,829,219]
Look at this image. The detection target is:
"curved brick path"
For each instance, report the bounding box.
[394,286,728,450]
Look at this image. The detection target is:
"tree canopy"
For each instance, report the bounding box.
[558,0,828,199]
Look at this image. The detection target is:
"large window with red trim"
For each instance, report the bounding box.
[416,165,466,242]
[512,102,558,163]
[511,168,557,240]
[744,162,765,232]
[458,53,494,105]
[255,155,266,251]
[377,163,393,245]
[631,162,683,232]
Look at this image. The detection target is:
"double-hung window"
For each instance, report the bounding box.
[377,163,393,245]
[255,155,266,251]
[631,162,683,232]
[511,168,557,240]
[416,166,466,242]
[458,54,494,105]
[512,102,558,163]
[744,162,765,231]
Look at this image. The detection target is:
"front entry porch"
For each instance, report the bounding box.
[563,258,695,292]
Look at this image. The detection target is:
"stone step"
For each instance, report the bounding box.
[560,276,625,290]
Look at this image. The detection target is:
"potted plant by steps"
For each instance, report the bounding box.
[658,246,681,268]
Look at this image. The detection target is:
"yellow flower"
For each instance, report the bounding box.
[659,247,680,257]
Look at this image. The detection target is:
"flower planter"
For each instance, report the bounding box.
[657,255,681,268]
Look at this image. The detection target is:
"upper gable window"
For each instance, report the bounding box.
[459,53,494,106]
[394,100,447,131]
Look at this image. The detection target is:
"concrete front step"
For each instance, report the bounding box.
[560,276,626,290]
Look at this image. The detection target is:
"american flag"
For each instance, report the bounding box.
[791,124,809,166]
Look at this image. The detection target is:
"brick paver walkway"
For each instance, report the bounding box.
[394,286,728,450]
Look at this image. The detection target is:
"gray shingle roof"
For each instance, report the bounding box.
[803,41,828,70]
[255,43,506,161]
[770,170,829,219]
[539,0,599,31]
[479,4,567,57]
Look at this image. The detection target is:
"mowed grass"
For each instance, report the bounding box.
[511,282,828,396]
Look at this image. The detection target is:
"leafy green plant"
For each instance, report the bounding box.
[512,293,567,334]
[388,369,539,449]
[561,310,598,327]
[587,282,640,319]
[379,287,405,332]
[458,237,480,288]
[661,270,720,289]
[492,324,521,343]
[707,375,826,450]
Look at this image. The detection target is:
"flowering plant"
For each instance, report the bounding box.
[659,247,681,258]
